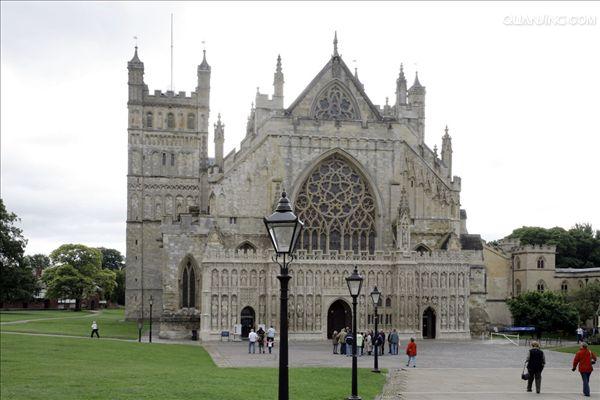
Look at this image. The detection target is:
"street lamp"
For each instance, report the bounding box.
[370,286,381,373]
[346,266,364,400]
[264,191,304,400]
[149,295,153,343]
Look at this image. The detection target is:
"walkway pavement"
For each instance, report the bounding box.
[201,339,595,399]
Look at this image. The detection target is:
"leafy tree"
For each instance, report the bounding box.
[24,253,51,276]
[0,199,38,304]
[44,244,115,310]
[111,269,126,305]
[509,224,600,269]
[569,282,600,324]
[507,291,578,336]
[97,247,124,270]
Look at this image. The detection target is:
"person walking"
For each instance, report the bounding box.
[338,328,347,355]
[406,337,417,367]
[248,329,258,354]
[525,341,545,393]
[378,330,386,356]
[577,327,585,344]
[365,331,373,355]
[356,331,364,356]
[90,321,99,338]
[572,342,598,397]
[390,329,399,355]
[345,330,354,357]
[257,326,266,354]
[266,325,276,354]
[332,330,339,354]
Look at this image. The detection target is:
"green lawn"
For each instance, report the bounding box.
[0,310,91,323]
[0,334,386,400]
[0,309,143,339]
[552,344,600,354]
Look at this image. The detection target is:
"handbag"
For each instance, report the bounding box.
[521,362,530,381]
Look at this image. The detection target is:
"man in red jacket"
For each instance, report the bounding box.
[572,342,598,397]
[406,337,417,368]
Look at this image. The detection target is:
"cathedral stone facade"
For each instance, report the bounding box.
[126,37,488,341]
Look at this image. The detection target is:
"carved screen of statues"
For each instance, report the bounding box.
[311,82,359,120]
[295,154,376,253]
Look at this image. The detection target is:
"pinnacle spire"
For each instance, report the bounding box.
[276,54,282,73]
[333,31,339,56]
[399,63,405,79]
[129,45,142,64]
[199,49,210,71]
[444,125,450,138]
[413,71,422,87]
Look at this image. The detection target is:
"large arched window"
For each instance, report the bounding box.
[537,257,545,269]
[181,260,196,308]
[295,154,376,254]
[237,242,257,254]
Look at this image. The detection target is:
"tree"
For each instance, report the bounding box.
[0,199,38,304]
[509,224,600,269]
[97,247,124,270]
[111,269,126,305]
[507,291,578,336]
[569,281,600,324]
[24,253,51,277]
[44,244,115,310]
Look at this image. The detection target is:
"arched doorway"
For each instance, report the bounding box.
[422,307,436,339]
[240,306,255,339]
[327,299,352,338]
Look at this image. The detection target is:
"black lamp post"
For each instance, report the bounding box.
[370,286,381,373]
[149,295,153,343]
[264,192,304,400]
[346,266,363,400]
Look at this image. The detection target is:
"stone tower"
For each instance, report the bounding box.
[125,46,211,320]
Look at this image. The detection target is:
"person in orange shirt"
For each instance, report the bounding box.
[406,337,417,368]
[572,342,598,397]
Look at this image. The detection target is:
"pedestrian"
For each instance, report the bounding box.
[572,342,598,397]
[345,330,354,357]
[365,332,373,355]
[267,325,276,354]
[525,341,545,393]
[257,326,266,354]
[356,331,364,356]
[406,337,417,367]
[379,330,386,355]
[387,330,392,354]
[332,330,339,354]
[90,320,99,338]
[338,328,347,355]
[390,329,399,355]
[248,329,257,354]
[577,327,584,344]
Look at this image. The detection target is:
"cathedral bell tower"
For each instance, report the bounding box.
[408,72,426,143]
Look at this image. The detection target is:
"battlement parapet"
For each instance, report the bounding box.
[144,89,197,107]
[514,244,556,254]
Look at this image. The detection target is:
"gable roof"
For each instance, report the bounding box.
[285,54,383,121]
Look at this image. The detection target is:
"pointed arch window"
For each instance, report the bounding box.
[237,242,257,254]
[295,154,376,254]
[181,261,196,308]
[514,256,521,269]
[311,82,359,120]
[537,257,545,269]
[167,112,175,129]
[536,280,546,293]
[146,112,153,128]
[515,279,522,296]
[561,281,568,293]
[187,113,195,129]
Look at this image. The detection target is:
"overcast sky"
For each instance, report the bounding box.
[1,1,599,256]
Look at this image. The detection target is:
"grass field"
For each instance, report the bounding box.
[0,309,143,339]
[0,310,92,323]
[0,333,385,400]
[1,309,385,399]
[552,344,600,355]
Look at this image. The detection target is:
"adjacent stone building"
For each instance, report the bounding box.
[126,36,489,341]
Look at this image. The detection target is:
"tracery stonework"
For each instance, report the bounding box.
[295,155,376,253]
[126,38,486,342]
[312,83,359,120]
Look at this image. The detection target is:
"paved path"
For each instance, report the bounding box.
[202,339,596,399]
